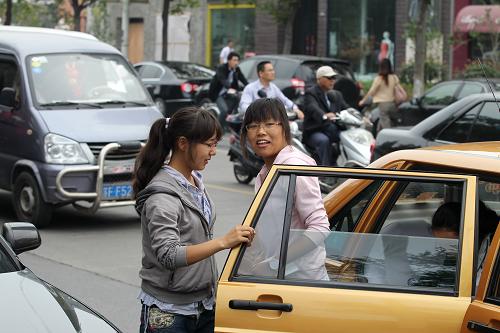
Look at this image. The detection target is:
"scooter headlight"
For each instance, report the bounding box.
[343,129,374,145]
[44,133,89,164]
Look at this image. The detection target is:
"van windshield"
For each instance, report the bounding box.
[28,53,152,108]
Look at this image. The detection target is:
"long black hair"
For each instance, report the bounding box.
[240,98,291,155]
[133,107,222,197]
[379,58,394,85]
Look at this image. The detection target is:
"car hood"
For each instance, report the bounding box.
[39,107,162,142]
[0,270,120,332]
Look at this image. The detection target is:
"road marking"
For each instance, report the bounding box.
[205,183,254,196]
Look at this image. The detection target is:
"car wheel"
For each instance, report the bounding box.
[154,98,167,116]
[12,172,53,228]
[233,161,253,184]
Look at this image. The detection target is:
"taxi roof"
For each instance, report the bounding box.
[0,26,119,59]
[371,141,500,175]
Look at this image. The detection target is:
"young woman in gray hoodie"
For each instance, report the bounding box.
[133,107,255,333]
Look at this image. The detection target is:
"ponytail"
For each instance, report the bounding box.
[132,118,171,197]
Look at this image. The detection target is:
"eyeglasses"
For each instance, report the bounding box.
[245,122,282,132]
[202,141,218,150]
[324,76,336,80]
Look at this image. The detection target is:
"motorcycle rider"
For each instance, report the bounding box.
[303,66,348,166]
[209,51,248,130]
[239,61,304,120]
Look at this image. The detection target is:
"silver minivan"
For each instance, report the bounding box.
[0,26,162,227]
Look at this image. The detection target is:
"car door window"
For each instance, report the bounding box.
[0,57,21,108]
[457,82,484,99]
[421,82,461,106]
[436,103,482,143]
[235,170,468,295]
[140,64,163,79]
[469,102,500,142]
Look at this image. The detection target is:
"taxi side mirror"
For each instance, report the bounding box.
[0,87,15,112]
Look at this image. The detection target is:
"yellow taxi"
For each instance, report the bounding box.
[215,141,500,333]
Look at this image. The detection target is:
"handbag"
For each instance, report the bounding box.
[394,84,407,105]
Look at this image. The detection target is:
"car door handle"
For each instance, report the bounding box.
[468,321,500,333]
[229,299,293,312]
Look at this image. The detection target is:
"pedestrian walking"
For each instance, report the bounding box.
[219,39,234,64]
[359,58,401,133]
[133,107,255,333]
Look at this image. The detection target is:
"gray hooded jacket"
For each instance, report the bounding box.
[135,170,217,304]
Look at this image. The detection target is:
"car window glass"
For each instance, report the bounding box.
[486,248,500,306]
[140,65,163,79]
[436,103,482,143]
[457,83,484,99]
[28,54,151,105]
[321,180,464,292]
[0,58,20,107]
[331,179,384,232]
[0,244,17,273]
[421,82,461,106]
[236,171,466,294]
[238,59,256,80]
[168,62,214,79]
[274,60,298,79]
[236,175,290,279]
[469,102,500,142]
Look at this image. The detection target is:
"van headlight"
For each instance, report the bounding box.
[44,133,89,164]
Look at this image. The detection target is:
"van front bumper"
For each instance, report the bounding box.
[48,141,143,212]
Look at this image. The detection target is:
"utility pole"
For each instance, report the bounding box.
[121,0,130,57]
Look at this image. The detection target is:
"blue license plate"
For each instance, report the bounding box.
[102,184,132,200]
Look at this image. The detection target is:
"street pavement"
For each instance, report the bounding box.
[3,138,255,333]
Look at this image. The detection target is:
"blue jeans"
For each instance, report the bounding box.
[139,304,215,333]
[306,123,340,166]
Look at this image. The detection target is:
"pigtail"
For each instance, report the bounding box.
[132,118,171,197]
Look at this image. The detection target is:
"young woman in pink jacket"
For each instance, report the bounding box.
[240,98,330,281]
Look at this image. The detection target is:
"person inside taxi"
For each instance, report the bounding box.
[430,201,461,239]
[239,98,329,280]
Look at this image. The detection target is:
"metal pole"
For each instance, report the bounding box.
[121,0,129,57]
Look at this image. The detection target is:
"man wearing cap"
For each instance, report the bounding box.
[303,65,349,166]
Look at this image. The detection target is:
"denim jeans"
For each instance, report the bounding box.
[139,304,215,333]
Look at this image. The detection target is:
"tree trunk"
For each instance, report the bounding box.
[121,0,130,56]
[413,0,429,98]
[5,0,12,25]
[72,0,81,31]
[162,0,171,60]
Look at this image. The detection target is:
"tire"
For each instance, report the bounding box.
[154,98,167,116]
[233,161,253,184]
[12,172,53,228]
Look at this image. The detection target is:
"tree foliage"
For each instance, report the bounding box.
[1,0,61,27]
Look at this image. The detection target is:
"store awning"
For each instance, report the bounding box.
[454,5,500,33]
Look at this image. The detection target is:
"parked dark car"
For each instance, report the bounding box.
[0,222,121,332]
[371,78,500,130]
[373,92,500,160]
[194,54,362,109]
[134,61,215,116]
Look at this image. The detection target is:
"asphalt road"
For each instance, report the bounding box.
[1,144,255,333]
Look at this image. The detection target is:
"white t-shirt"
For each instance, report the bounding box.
[219,46,233,63]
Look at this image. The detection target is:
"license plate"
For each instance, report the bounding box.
[102,183,132,200]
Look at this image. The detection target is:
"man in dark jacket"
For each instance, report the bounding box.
[209,51,248,130]
[303,66,348,166]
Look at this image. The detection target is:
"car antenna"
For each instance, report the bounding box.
[476,57,500,112]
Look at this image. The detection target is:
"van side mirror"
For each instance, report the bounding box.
[2,222,41,254]
[0,87,15,112]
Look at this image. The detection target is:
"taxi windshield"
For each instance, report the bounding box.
[27,53,151,108]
